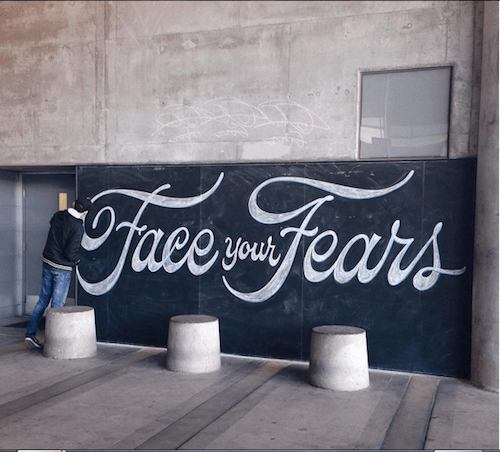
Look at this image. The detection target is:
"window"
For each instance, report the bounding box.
[359,67,452,160]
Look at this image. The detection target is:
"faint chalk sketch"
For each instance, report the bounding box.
[152,97,330,147]
[117,1,167,46]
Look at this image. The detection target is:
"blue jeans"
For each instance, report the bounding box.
[26,266,72,337]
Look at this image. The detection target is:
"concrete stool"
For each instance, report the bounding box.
[43,306,97,359]
[309,325,369,391]
[166,315,221,374]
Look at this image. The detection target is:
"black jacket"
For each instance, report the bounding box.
[42,210,84,272]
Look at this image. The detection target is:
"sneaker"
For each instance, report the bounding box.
[25,335,42,349]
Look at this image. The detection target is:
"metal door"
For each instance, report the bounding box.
[23,174,76,314]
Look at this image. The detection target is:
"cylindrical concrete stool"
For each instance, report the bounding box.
[166,315,221,374]
[309,325,369,391]
[43,306,97,359]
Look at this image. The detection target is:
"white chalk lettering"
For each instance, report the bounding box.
[222,195,332,302]
[77,174,224,296]
[222,236,281,271]
[303,219,466,291]
[77,169,467,301]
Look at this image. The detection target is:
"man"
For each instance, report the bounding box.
[25,196,93,348]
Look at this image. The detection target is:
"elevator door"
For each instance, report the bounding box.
[23,174,76,312]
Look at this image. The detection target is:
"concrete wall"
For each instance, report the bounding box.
[471,0,499,392]
[0,1,480,166]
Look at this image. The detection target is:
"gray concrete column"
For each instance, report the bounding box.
[471,0,499,392]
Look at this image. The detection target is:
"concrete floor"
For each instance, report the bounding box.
[0,315,498,451]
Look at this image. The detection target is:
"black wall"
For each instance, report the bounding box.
[77,159,476,378]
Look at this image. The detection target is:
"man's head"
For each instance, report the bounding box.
[74,196,93,213]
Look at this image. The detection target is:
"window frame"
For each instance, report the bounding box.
[356,65,454,161]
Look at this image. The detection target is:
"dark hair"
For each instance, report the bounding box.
[74,196,93,213]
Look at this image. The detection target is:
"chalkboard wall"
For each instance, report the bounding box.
[77,159,476,378]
